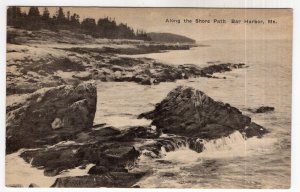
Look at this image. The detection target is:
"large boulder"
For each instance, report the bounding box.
[139,86,253,139]
[6,82,97,153]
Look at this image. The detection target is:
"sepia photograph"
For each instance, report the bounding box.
[5,6,292,188]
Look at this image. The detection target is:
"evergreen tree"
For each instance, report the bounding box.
[55,7,66,25]
[70,13,80,26]
[7,6,152,40]
[27,7,41,30]
[82,18,96,29]
[66,11,70,21]
[42,8,50,20]
[7,6,22,25]
[28,7,40,17]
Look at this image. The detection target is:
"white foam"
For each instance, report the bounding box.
[163,146,200,163]
[199,131,277,158]
[6,149,94,187]
[160,131,277,161]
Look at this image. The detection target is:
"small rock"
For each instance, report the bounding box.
[44,168,61,176]
[155,160,173,164]
[88,166,109,175]
[160,172,175,177]
[255,106,275,113]
[6,184,23,187]
[132,185,140,188]
[29,183,39,187]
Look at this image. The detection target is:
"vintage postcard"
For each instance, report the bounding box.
[5,7,292,188]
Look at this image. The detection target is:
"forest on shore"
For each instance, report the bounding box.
[7,6,151,40]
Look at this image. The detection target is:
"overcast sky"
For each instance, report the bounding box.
[20,7,292,41]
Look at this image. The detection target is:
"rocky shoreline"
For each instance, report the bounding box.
[6,27,269,188]
[7,27,246,95]
[6,82,269,188]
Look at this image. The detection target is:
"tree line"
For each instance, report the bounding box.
[7,6,151,41]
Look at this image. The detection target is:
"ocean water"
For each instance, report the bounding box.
[6,39,291,188]
[95,39,292,188]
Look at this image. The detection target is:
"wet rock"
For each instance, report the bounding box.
[29,183,39,187]
[248,106,275,113]
[51,172,145,188]
[132,185,140,188]
[244,122,269,138]
[178,63,246,79]
[44,168,62,176]
[160,172,176,177]
[139,135,188,157]
[139,86,251,139]
[155,160,173,164]
[79,165,87,169]
[6,82,97,153]
[20,144,83,176]
[200,63,244,76]
[188,138,205,153]
[90,125,121,137]
[72,71,92,80]
[132,74,152,85]
[100,145,140,168]
[6,184,23,187]
[113,126,160,141]
[20,142,140,177]
[88,166,109,175]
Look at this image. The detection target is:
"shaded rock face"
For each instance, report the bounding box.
[139,135,188,158]
[139,86,252,139]
[244,122,269,138]
[6,82,97,153]
[18,124,156,187]
[19,125,158,177]
[51,172,145,188]
[20,141,140,177]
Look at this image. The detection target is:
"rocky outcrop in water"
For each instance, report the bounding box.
[8,83,269,188]
[247,106,275,113]
[6,82,97,153]
[19,125,159,177]
[28,183,39,188]
[139,86,267,139]
[18,124,181,187]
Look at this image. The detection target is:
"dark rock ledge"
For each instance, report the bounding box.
[139,86,268,140]
[7,84,268,188]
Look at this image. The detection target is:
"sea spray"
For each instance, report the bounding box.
[202,131,246,152]
[6,148,94,187]
[199,131,277,158]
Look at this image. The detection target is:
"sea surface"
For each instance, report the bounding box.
[6,39,292,188]
[95,39,292,188]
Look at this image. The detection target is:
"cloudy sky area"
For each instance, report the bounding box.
[21,7,292,41]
